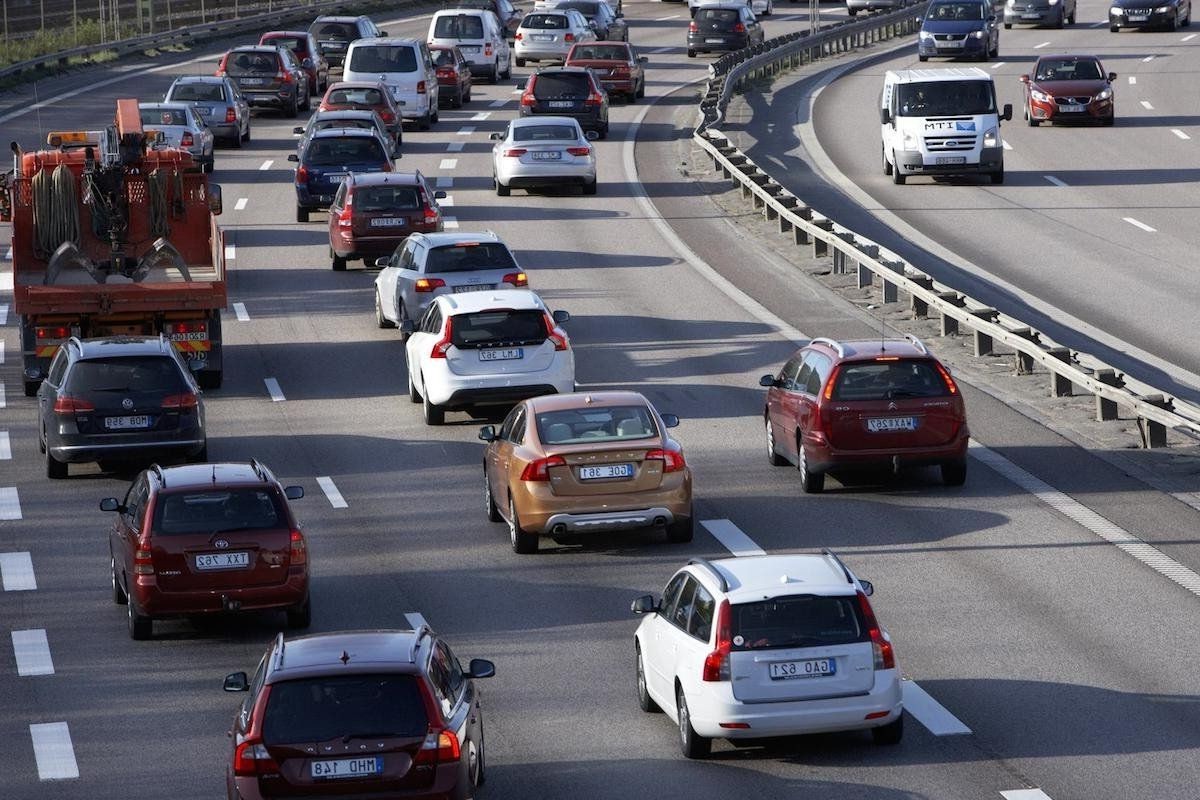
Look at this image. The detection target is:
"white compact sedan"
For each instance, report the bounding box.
[491,117,597,196]
[631,551,903,758]
[402,289,575,425]
[138,102,216,172]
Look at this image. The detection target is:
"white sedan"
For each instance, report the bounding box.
[490,116,598,196]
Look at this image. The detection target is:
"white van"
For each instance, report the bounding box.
[879,67,1012,185]
[427,9,512,82]
[344,37,440,129]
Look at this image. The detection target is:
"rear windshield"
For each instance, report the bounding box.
[532,73,590,98]
[424,242,517,272]
[65,356,186,394]
[311,22,359,40]
[314,118,375,133]
[326,86,386,106]
[225,51,280,75]
[732,595,866,651]
[348,45,419,73]
[152,489,283,536]
[573,44,629,60]
[305,137,387,165]
[355,185,422,210]
[452,310,546,348]
[696,8,739,23]
[557,1,600,16]
[895,79,996,116]
[831,360,950,401]
[927,2,985,19]
[140,108,190,127]
[263,675,428,745]
[432,49,459,66]
[523,13,569,28]
[434,14,486,38]
[264,35,308,54]
[168,82,226,102]
[513,123,578,142]
[535,405,659,444]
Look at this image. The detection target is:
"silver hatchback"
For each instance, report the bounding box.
[163,76,250,147]
[514,9,597,65]
[138,102,216,172]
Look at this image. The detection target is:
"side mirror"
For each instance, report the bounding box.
[467,658,496,679]
[859,580,875,597]
[660,413,679,428]
[287,153,299,162]
[630,594,658,614]
[489,132,503,140]
[302,57,314,67]
[379,29,389,36]
[293,126,305,134]
[759,374,777,388]
[987,14,996,22]
[478,425,498,441]
[585,129,599,141]
[99,497,121,512]
[375,257,390,268]
[639,56,648,63]
[1108,71,1117,81]
[1018,74,1030,83]
[879,107,891,125]
[1001,102,1013,121]
[284,486,305,500]
[400,319,417,334]
[552,309,570,323]
[434,190,447,199]
[223,671,249,692]
[207,183,222,216]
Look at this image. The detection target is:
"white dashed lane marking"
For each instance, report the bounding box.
[1143,55,1155,62]
[0,383,7,408]
[1123,217,1157,232]
[1043,175,1068,187]
[3,246,11,260]
[0,303,8,325]
[443,216,460,229]
[470,111,491,121]
[0,552,37,591]
[457,126,476,135]
[489,99,507,107]
[0,340,5,364]
[439,158,458,170]
[12,629,54,676]
[264,378,286,402]
[259,159,273,170]
[0,431,10,460]
[1184,32,1198,40]
[700,519,766,557]
[233,302,249,321]
[440,195,455,207]
[1001,790,1055,800]
[234,198,248,211]
[447,141,465,152]
[30,722,79,780]
[0,271,11,290]
[224,244,236,261]
[654,13,681,19]
[1140,100,1154,110]
[1129,76,1137,84]
[1172,129,1190,140]
[1034,41,1051,48]
[316,476,348,509]
[990,61,1005,70]
[0,486,22,520]
[1002,141,1013,151]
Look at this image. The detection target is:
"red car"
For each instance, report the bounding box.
[1021,55,1116,126]
[319,81,404,151]
[328,171,445,270]
[431,45,474,108]
[103,461,310,639]
[565,41,647,101]
[759,337,969,492]
[259,30,330,96]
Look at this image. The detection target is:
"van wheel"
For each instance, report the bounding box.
[508,498,539,554]
[941,459,968,486]
[1110,23,1120,31]
[990,168,1004,185]
[798,445,825,493]
[891,154,906,185]
[490,63,500,83]
[872,714,904,745]
[431,108,439,124]
[420,112,432,131]
[882,145,893,176]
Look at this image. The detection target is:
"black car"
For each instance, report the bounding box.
[308,15,386,68]
[217,45,310,117]
[687,2,765,58]
[519,66,610,138]
[37,336,207,479]
[1109,0,1191,29]
[289,127,395,222]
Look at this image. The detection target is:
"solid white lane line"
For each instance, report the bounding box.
[443,216,460,229]
[233,302,249,322]
[1123,217,1157,232]
[0,340,5,364]
[29,722,79,780]
[0,383,7,409]
[990,61,1005,70]
[457,126,476,135]
[0,487,22,520]
[1142,55,1155,62]
[901,681,972,735]
[259,159,274,170]
[1172,128,1190,140]
[1140,100,1154,110]
[404,611,429,630]
[0,303,8,325]
[224,244,236,261]
[447,141,465,152]
[1043,175,1068,187]
[971,443,1200,596]
[3,246,11,260]
[234,197,248,211]
[439,158,458,170]
[0,431,10,460]
[471,111,491,121]
[655,13,681,19]
[1184,33,1198,40]
[1128,76,1137,84]
[0,552,36,591]
[440,195,455,207]
[489,99,507,108]
[12,629,54,676]
[1034,41,1051,48]
[316,476,348,509]
[437,176,453,188]
[700,519,767,557]
[264,378,286,402]
[1001,790,1055,800]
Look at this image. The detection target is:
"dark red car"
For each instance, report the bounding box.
[319,81,404,152]
[1021,55,1116,126]
[103,461,310,639]
[565,41,647,101]
[759,337,969,492]
[431,45,474,108]
[328,171,445,270]
[259,30,330,96]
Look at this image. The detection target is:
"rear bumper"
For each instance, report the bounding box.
[445,384,562,408]
[50,435,205,464]
[423,359,576,407]
[243,90,293,109]
[805,428,970,473]
[497,160,596,187]
[332,236,411,261]
[542,507,678,535]
[514,471,692,535]
[132,572,308,617]
[687,34,750,52]
[514,45,570,61]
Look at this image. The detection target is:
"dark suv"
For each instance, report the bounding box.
[222,627,495,800]
[519,66,610,138]
[759,336,969,492]
[217,45,310,117]
[328,171,445,270]
[37,336,207,479]
[103,461,310,639]
[289,127,394,222]
[687,3,764,58]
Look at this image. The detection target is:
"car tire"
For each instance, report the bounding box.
[24,380,40,397]
[45,445,67,479]
[849,7,857,14]
[666,513,693,544]
[891,153,906,185]
[286,595,312,629]
[1103,115,1115,126]
[432,108,440,124]
[376,291,395,329]
[484,470,502,522]
[1055,8,1065,26]
[231,132,243,149]
[191,443,208,464]
[798,443,825,493]
[882,144,893,176]
[941,459,968,486]
[508,497,539,554]
[990,167,1004,185]
[598,124,608,140]
[1004,21,1012,27]
[453,88,463,109]
[1069,6,1077,22]
[496,177,511,196]
[127,598,152,640]
[203,158,214,174]
[1110,23,1120,31]
[636,645,660,713]
[296,205,309,223]
[687,49,696,58]
[516,56,526,67]
[677,687,711,759]
[1170,11,1179,29]
[872,714,904,745]
[422,382,445,425]
[286,95,299,119]
[420,112,432,131]
[242,124,251,143]
[332,251,347,271]
[1028,112,1040,127]
[636,78,645,99]
[765,418,788,466]
[407,366,421,403]
[918,54,928,62]
[464,85,473,103]
[111,556,127,605]
[490,63,500,83]
[582,178,597,195]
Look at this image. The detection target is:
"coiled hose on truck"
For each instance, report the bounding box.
[31,164,81,261]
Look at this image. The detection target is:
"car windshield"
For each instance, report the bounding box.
[523,13,569,28]
[424,243,517,272]
[696,8,740,23]
[432,49,459,66]
[573,44,629,60]
[731,595,867,651]
[169,82,226,102]
[306,137,387,165]
[263,675,428,745]
[65,356,186,394]
[434,14,486,38]
[895,80,996,116]
[927,2,984,19]
[265,35,307,53]
[830,360,952,401]
[225,51,279,75]
[512,123,578,141]
[536,405,660,444]
[348,45,418,73]
[140,108,190,127]
[356,185,422,211]
[452,310,547,348]
[312,22,358,39]
[152,489,283,535]
[326,87,386,106]
[1036,59,1103,81]
[532,73,590,98]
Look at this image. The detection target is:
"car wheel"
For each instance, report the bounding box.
[636,644,660,713]
[231,132,243,149]
[677,687,711,759]
[431,107,439,124]
[502,59,512,79]
[849,6,857,13]
[891,152,906,185]
[882,144,893,176]
[452,88,463,109]
[491,62,500,83]
[508,497,539,554]
[1110,23,1120,31]
[516,56,526,67]
[636,78,645,99]
[918,54,928,62]
[191,443,208,464]
[242,124,251,143]
[203,158,214,174]
[1103,114,1115,126]
[286,594,312,629]
[1170,11,1179,29]
[422,381,445,425]
[1068,5,1077,22]
[407,366,421,404]
[300,88,311,111]
[765,418,788,466]
[798,443,824,493]
[872,714,904,745]
[420,111,432,131]
[24,380,40,397]
[1055,8,1065,26]
[1028,110,1040,127]
[666,513,693,543]
[1003,21,1012,27]
[331,250,347,271]
[990,167,1004,185]
[484,470,502,522]
[582,178,597,195]
[296,205,309,223]
[941,459,968,486]
[464,85,473,103]
[375,290,395,329]
[45,444,67,479]
[286,95,299,119]
[687,49,696,58]
[111,556,127,605]
[127,598,152,640]
[496,176,511,196]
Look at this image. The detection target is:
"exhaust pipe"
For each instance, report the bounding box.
[552,524,567,536]
[654,516,667,527]
[222,595,242,612]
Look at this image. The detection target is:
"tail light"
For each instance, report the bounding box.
[337,204,353,228]
[161,393,199,410]
[565,32,576,42]
[437,67,454,78]
[52,396,95,414]
[295,165,309,184]
[542,313,569,351]
[503,148,528,157]
[688,21,698,32]
[935,361,958,395]
[415,277,446,293]
[379,110,395,123]
[484,41,494,56]
[233,739,279,777]
[430,316,454,359]
[515,31,524,40]
[566,146,591,156]
[520,90,536,107]
[423,204,440,224]
[181,132,194,147]
[289,530,307,566]
[215,55,228,76]
[646,448,686,473]
[520,455,566,481]
[133,541,155,576]
[36,326,70,340]
[502,272,528,287]
[732,22,747,33]
[413,728,460,766]
[225,108,237,123]
[166,321,206,335]
[822,364,841,401]
[277,69,294,84]
[584,90,604,107]
[417,80,427,94]
[858,591,896,670]
[702,600,732,681]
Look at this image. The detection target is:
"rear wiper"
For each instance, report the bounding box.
[91,385,131,392]
[342,731,404,743]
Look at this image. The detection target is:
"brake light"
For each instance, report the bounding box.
[233,739,279,777]
[289,530,307,566]
[52,396,95,414]
[133,542,155,576]
[181,132,194,147]
[520,455,566,481]
[337,204,353,228]
[857,591,895,670]
[430,316,454,358]
[295,165,309,184]
[566,146,591,156]
[417,80,427,94]
[437,67,454,77]
[646,448,686,473]
[277,69,294,84]
[935,361,958,395]
[584,90,603,107]
[520,89,535,107]
[215,55,228,76]
[688,20,698,32]
[732,22,746,33]
[414,728,460,766]
[161,393,199,410]
[484,41,494,56]
[35,326,70,339]
[415,277,446,293]
[503,148,528,157]
[702,599,732,681]
[502,271,528,287]
[542,313,568,351]
[515,31,524,40]
[379,110,395,123]
[166,321,206,335]
[822,364,841,401]
[565,32,576,42]
[423,204,440,224]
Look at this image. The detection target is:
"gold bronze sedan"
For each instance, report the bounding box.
[479,391,694,553]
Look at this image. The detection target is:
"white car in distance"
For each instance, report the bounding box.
[491,116,598,196]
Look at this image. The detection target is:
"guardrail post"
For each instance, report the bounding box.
[970,307,997,356]
[938,292,963,336]
[1009,327,1039,374]
[1047,347,1073,397]
[1094,369,1121,422]
[909,275,933,317]
[811,218,833,258]
[855,243,880,288]
[879,258,902,303]
[1138,395,1172,448]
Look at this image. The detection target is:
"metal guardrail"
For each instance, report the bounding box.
[692,5,1200,447]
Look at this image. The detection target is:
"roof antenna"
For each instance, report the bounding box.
[879,307,886,353]
[212,464,217,484]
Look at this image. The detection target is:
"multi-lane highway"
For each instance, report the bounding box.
[3,1,1200,798]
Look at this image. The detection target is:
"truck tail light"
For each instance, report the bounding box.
[645,448,686,473]
[415,277,446,293]
[858,591,896,670]
[289,530,307,566]
[166,321,207,335]
[502,272,527,287]
[430,317,454,358]
[520,455,566,481]
[53,396,95,414]
[36,326,70,340]
[702,600,732,681]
